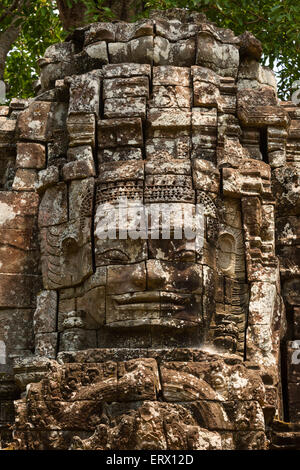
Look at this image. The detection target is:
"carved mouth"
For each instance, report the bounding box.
[112,291,190,311]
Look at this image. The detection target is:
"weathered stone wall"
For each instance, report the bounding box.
[0,9,299,450]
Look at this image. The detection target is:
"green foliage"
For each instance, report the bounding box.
[2,1,65,100]
[71,0,147,23]
[61,0,116,23]
[1,0,300,100]
[80,0,116,21]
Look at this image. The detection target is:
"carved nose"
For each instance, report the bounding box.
[146,260,168,290]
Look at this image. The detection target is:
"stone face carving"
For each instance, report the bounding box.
[0,8,299,450]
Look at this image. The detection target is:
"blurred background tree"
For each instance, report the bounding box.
[0,0,299,101]
[1,0,63,99]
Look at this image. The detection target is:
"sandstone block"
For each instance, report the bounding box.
[146,137,191,160]
[0,106,9,116]
[33,290,57,334]
[67,72,102,115]
[153,66,190,86]
[16,143,46,169]
[35,332,57,358]
[103,63,151,79]
[197,34,239,77]
[106,262,146,295]
[36,166,59,193]
[108,37,154,64]
[104,97,147,119]
[18,102,54,141]
[155,18,198,41]
[83,42,108,65]
[0,241,39,274]
[103,76,149,99]
[0,308,34,354]
[44,42,74,61]
[97,160,144,183]
[60,329,97,352]
[150,85,191,108]
[192,159,219,193]
[98,118,143,148]
[153,36,196,66]
[145,160,191,175]
[223,160,271,199]
[76,286,105,327]
[98,147,142,162]
[62,160,95,181]
[0,119,16,143]
[12,169,38,191]
[84,23,116,45]
[68,177,94,222]
[0,192,39,230]
[272,165,300,215]
[67,113,96,148]
[192,107,217,159]
[38,183,68,227]
[239,31,262,60]
[39,60,76,91]
[147,108,191,137]
[115,20,154,42]
[0,275,41,308]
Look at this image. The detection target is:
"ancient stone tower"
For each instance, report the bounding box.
[0,9,299,450]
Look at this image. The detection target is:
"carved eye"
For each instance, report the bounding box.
[100,249,129,262]
[174,249,196,262]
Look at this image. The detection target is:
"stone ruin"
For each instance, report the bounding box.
[0,8,299,450]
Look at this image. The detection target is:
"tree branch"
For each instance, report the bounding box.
[56,0,89,31]
[0,22,21,79]
[0,0,21,24]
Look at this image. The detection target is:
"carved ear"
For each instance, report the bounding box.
[0,340,6,365]
[217,232,236,276]
[61,235,79,254]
